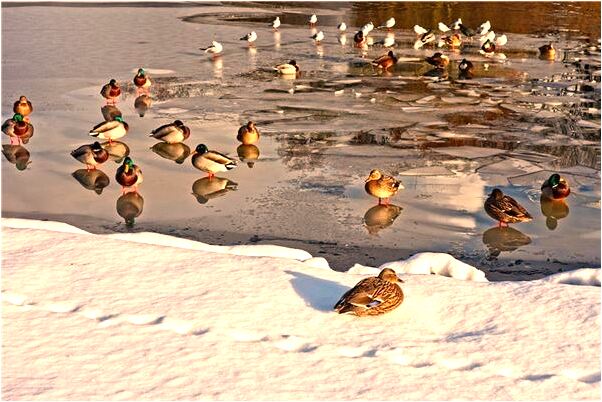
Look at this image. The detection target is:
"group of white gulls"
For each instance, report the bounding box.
[200,13,508,57]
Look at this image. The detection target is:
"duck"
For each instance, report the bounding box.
[71,168,110,195]
[200,40,223,56]
[337,22,347,32]
[459,23,475,37]
[438,21,451,32]
[240,31,257,44]
[2,144,31,171]
[365,169,403,205]
[484,188,533,227]
[2,114,34,145]
[134,94,152,117]
[375,35,395,48]
[237,121,260,144]
[480,39,496,54]
[100,79,121,105]
[89,116,128,143]
[115,156,143,192]
[237,144,260,168]
[151,142,191,164]
[541,173,570,200]
[334,268,404,316]
[149,120,191,144]
[191,144,237,178]
[539,43,556,60]
[192,176,238,204]
[311,31,324,44]
[451,18,463,30]
[371,50,398,70]
[116,191,144,227]
[458,58,475,78]
[274,60,299,75]
[479,30,496,45]
[415,30,436,48]
[442,33,462,48]
[70,141,109,170]
[13,96,33,120]
[133,68,151,94]
[353,30,366,47]
[309,14,317,26]
[361,21,375,36]
[413,24,429,35]
[425,52,450,69]
[272,16,280,30]
[378,17,395,31]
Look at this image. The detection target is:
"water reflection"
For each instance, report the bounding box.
[212,56,223,80]
[273,30,281,49]
[2,144,31,171]
[424,68,449,79]
[151,142,191,164]
[191,177,238,204]
[363,204,403,235]
[237,144,260,168]
[116,191,144,227]
[101,140,130,164]
[101,104,123,121]
[338,33,347,46]
[134,95,152,117]
[540,195,570,230]
[71,168,110,195]
[482,227,532,258]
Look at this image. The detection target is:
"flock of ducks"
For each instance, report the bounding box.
[2,13,574,318]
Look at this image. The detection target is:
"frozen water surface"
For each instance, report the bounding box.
[2,2,600,279]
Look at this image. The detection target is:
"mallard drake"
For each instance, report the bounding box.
[2,144,31,171]
[311,31,324,43]
[378,17,395,31]
[363,204,403,235]
[539,43,556,60]
[191,144,237,178]
[237,144,260,168]
[458,58,475,78]
[480,39,496,54]
[541,173,570,200]
[70,141,109,170]
[443,33,462,48]
[192,176,238,204]
[274,60,299,75]
[337,22,347,32]
[2,114,34,145]
[13,96,33,120]
[116,191,144,227]
[115,156,143,192]
[89,116,128,143]
[353,30,366,47]
[149,120,191,144]
[200,40,223,56]
[372,50,398,70]
[71,168,110,195]
[540,194,569,231]
[151,142,191,164]
[100,79,121,105]
[485,188,533,227]
[269,16,280,30]
[237,121,260,145]
[365,169,404,205]
[334,268,404,316]
[133,68,151,94]
[240,31,257,44]
[425,52,449,69]
[134,94,152,117]
[309,14,317,26]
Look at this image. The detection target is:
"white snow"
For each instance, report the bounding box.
[2,219,600,400]
[541,268,601,287]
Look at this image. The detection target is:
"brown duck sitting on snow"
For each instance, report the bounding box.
[334,268,405,316]
[484,188,532,227]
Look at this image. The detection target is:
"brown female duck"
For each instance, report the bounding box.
[484,188,532,227]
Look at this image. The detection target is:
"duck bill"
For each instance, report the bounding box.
[124,165,129,173]
[397,277,405,283]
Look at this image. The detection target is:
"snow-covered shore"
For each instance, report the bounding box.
[2,218,600,400]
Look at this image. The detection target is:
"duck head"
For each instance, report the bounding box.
[12,113,24,122]
[378,268,404,283]
[109,79,119,87]
[137,68,145,76]
[490,188,504,200]
[122,156,134,173]
[193,144,209,155]
[365,169,383,182]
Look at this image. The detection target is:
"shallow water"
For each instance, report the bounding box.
[2,2,600,280]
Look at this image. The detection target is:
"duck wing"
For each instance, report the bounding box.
[381,176,402,191]
[151,123,178,138]
[91,120,121,133]
[70,144,91,158]
[497,195,532,219]
[205,150,236,165]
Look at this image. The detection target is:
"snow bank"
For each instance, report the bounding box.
[2,219,600,400]
[541,268,601,287]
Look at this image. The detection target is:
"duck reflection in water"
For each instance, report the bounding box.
[101,140,130,164]
[540,195,569,230]
[134,94,152,117]
[72,168,110,195]
[2,144,31,170]
[236,144,260,168]
[151,142,191,164]
[363,204,403,235]
[116,191,144,228]
[101,104,123,122]
[482,226,532,258]
[192,176,238,204]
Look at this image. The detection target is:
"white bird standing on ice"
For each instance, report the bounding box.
[377,36,395,48]
[240,31,257,44]
[477,20,491,35]
[414,24,428,35]
[495,34,507,47]
[311,30,324,43]
[272,17,280,30]
[479,30,496,45]
[438,22,451,32]
[200,41,223,56]
[338,22,347,32]
[378,17,395,30]
[361,21,374,35]
[309,14,317,25]
[452,18,462,30]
